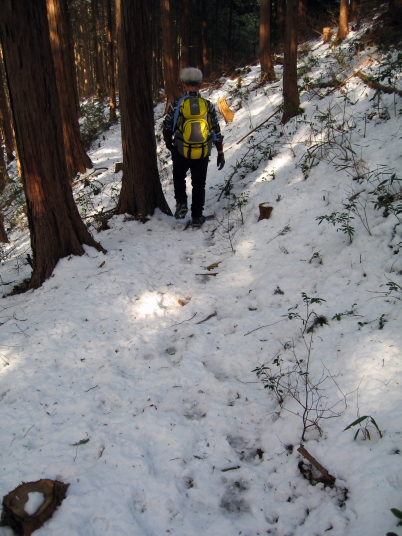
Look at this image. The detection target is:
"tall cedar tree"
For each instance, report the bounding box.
[91,0,106,98]
[337,0,349,40]
[350,0,360,22]
[107,0,118,122]
[276,0,286,44]
[259,0,275,82]
[201,0,210,78]
[115,0,172,218]
[0,49,15,163]
[160,0,179,109]
[0,0,105,290]
[390,0,402,18]
[47,0,92,178]
[281,0,300,124]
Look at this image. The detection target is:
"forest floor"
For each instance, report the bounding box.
[0,11,402,536]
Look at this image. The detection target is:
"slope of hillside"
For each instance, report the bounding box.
[0,17,401,536]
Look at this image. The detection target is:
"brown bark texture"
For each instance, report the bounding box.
[115,0,172,219]
[0,131,8,193]
[160,0,179,109]
[276,0,286,43]
[0,211,7,243]
[259,0,275,82]
[180,0,190,70]
[201,0,210,78]
[337,0,349,40]
[0,49,15,163]
[350,0,360,22]
[47,0,93,177]
[281,0,300,124]
[0,0,105,290]
[106,0,117,122]
[91,0,106,98]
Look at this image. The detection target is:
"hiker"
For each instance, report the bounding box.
[162,67,225,227]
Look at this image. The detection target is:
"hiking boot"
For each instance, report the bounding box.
[191,215,206,227]
[174,203,188,219]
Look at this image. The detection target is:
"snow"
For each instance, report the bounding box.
[1,21,402,536]
[24,492,45,516]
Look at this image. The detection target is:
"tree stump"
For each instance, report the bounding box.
[323,27,331,43]
[217,97,234,124]
[258,203,273,221]
[114,162,123,173]
[1,479,69,536]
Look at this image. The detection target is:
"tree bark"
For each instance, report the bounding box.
[116,0,172,219]
[0,48,15,163]
[389,0,402,19]
[80,0,94,98]
[350,0,360,22]
[201,0,210,78]
[281,0,300,124]
[180,0,190,70]
[259,0,275,82]
[337,0,349,41]
[0,131,8,194]
[47,0,93,178]
[276,0,286,44]
[160,0,179,109]
[0,0,105,290]
[91,0,106,98]
[107,0,118,122]
[298,0,307,38]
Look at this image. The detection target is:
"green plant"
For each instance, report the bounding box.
[343,415,382,440]
[274,285,284,295]
[284,292,327,335]
[223,191,250,225]
[387,508,402,536]
[80,98,111,150]
[316,210,355,243]
[309,251,323,264]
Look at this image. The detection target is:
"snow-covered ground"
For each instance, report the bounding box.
[1,19,402,536]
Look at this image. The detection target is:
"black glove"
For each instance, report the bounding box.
[166,139,173,152]
[217,153,225,170]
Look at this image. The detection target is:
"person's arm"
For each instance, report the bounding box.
[162,100,177,150]
[208,101,225,168]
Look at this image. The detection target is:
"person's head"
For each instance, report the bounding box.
[180,67,203,90]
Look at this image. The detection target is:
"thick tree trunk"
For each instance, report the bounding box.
[281,0,300,124]
[160,0,179,109]
[0,0,104,290]
[0,132,8,193]
[47,0,93,178]
[80,0,94,98]
[0,50,15,163]
[259,0,275,82]
[107,0,118,122]
[116,0,172,219]
[337,0,349,41]
[180,0,190,70]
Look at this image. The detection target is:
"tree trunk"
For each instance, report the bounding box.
[160,0,179,109]
[281,0,300,124]
[227,0,234,64]
[180,0,190,70]
[298,0,307,39]
[91,0,106,98]
[80,0,94,98]
[116,0,172,219]
[201,0,210,78]
[0,0,105,290]
[337,0,349,41]
[47,0,93,178]
[0,131,8,193]
[350,0,360,22]
[0,49,15,163]
[259,0,275,82]
[276,0,286,44]
[107,0,118,122]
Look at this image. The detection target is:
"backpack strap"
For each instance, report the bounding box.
[172,96,188,132]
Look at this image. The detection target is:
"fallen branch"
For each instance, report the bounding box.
[221,466,240,472]
[244,318,286,336]
[355,71,402,96]
[170,312,197,327]
[297,445,336,486]
[196,312,217,324]
[195,273,218,276]
[235,106,282,146]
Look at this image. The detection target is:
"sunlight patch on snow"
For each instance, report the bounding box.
[135,291,179,319]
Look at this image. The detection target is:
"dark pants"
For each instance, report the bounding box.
[172,147,209,218]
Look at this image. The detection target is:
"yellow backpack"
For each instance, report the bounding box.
[174,97,214,159]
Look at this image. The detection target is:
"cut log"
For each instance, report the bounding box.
[1,479,69,536]
[323,27,331,43]
[114,162,123,173]
[217,97,234,123]
[258,203,273,221]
